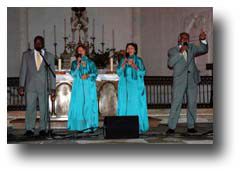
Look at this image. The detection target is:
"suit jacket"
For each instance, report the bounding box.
[167,41,208,85]
[19,49,56,92]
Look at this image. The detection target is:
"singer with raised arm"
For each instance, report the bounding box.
[18,36,56,137]
[116,43,149,133]
[67,45,98,133]
[166,31,208,135]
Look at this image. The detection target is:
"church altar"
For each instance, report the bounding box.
[44,7,122,119]
[50,69,119,118]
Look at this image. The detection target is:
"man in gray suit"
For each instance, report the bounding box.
[18,36,56,137]
[166,31,208,135]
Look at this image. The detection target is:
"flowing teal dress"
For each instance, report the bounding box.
[68,56,98,132]
[116,55,149,133]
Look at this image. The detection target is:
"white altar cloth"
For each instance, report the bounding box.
[56,72,119,82]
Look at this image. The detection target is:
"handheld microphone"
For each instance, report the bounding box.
[125,53,129,63]
[126,53,129,58]
[183,42,188,47]
[36,48,46,57]
[183,42,189,53]
[76,53,82,64]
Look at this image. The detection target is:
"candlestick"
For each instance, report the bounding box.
[92,18,95,37]
[102,24,104,43]
[112,29,115,49]
[90,36,96,54]
[101,42,105,53]
[54,25,56,42]
[64,18,66,37]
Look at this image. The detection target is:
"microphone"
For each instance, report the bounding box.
[76,53,82,58]
[76,53,82,65]
[124,53,129,63]
[183,42,188,47]
[183,42,189,53]
[126,53,129,58]
[36,48,45,57]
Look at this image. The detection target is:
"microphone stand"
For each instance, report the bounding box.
[39,50,56,139]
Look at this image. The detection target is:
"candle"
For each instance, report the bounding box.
[64,18,66,37]
[92,18,95,37]
[58,58,62,71]
[110,57,113,72]
[54,25,56,42]
[102,24,104,42]
[112,29,115,49]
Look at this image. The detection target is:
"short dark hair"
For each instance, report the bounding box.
[179,32,190,39]
[75,44,88,57]
[34,35,45,45]
[126,43,138,55]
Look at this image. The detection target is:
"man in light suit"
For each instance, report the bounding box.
[166,31,208,135]
[18,36,56,137]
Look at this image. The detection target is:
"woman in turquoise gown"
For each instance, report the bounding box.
[68,45,98,132]
[116,43,149,133]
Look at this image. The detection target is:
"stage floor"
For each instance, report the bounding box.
[7,123,213,144]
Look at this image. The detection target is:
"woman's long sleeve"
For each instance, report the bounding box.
[117,58,125,77]
[70,62,79,78]
[136,58,146,79]
[88,61,98,81]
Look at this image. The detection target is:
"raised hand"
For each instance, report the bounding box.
[128,59,138,70]
[77,62,81,69]
[128,59,133,65]
[199,29,207,40]
[121,58,128,69]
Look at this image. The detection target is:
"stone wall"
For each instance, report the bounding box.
[7,7,213,77]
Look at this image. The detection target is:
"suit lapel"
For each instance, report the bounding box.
[38,52,46,71]
[186,45,194,66]
[30,50,38,72]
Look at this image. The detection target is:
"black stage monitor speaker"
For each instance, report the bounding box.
[103,116,139,139]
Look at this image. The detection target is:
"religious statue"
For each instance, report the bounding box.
[71,7,89,44]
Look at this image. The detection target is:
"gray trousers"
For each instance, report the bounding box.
[168,74,198,129]
[25,90,48,131]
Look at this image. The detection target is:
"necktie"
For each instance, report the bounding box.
[36,52,42,71]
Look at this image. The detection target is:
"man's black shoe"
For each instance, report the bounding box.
[24,130,34,137]
[39,130,47,137]
[187,128,198,134]
[166,129,175,135]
